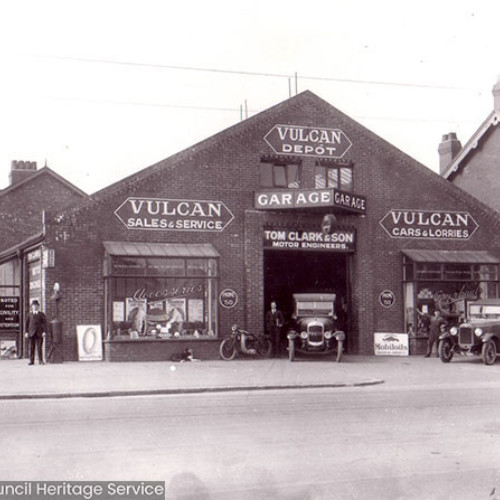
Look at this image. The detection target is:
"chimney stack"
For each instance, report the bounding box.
[438,133,461,175]
[493,76,500,113]
[9,160,38,186]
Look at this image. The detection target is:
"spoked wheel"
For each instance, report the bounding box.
[335,340,343,363]
[482,339,497,366]
[438,339,454,363]
[256,336,272,358]
[219,339,237,360]
[288,339,295,362]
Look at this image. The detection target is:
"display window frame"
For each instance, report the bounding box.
[105,253,219,341]
[403,255,499,338]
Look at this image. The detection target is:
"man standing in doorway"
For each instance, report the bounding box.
[266,301,285,358]
[25,300,47,365]
[425,309,446,358]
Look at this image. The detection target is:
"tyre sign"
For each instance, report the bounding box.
[379,290,396,308]
[76,325,103,361]
[220,289,238,309]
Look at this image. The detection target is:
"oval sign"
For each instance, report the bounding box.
[220,289,238,309]
[379,290,396,308]
[83,327,97,354]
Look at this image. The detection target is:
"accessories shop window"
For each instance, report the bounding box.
[315,160,353,192]
[259,156,301,189]
[104,244,219,340]
[402,252,499,338]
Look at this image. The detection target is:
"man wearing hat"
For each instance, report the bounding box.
[25,300,47,365]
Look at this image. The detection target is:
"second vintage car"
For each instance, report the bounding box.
[438,299,500,365]
[287,293,345,362]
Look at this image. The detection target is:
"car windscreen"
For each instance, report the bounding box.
[469,304,500,320]
[296,301,333,316]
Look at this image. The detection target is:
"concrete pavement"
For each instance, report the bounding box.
[1,353,498,400]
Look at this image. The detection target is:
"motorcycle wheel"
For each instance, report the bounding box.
[219,339,237,360]
[482,339,497,366]
[438,339,454,363]
[288,339,295,362]
[256,336,272,358]
[336,340,343,363]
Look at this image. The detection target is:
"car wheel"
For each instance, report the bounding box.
[336,340,343,363]
[438,339,454,363]
[288,339,295,362]
[481,339,497,366]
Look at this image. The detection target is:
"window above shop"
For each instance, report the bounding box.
[314,159,353,192]
[259,155,301,189]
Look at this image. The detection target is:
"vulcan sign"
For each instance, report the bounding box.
[379,209,478,240]
[115,197,234,232]
[264,124,352,159]
[254,188,366,214]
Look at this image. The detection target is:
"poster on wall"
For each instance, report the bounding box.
[76,325,103,361]
[374,333,409,356]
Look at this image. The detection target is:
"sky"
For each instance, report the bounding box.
[0,0,499,195]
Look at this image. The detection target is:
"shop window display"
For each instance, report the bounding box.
[403,259,499,339]
[106,256,218,340]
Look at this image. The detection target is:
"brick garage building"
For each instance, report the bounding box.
[0,162,88,357]
[28,91,500,361]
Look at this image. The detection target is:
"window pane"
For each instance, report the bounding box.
[274,165,287,187]
[286,164,300,188]
[339,168,353,191]
[327,168,339,188]
[259,164,273,187]
[112,257,146,276]
[315,166,326,188]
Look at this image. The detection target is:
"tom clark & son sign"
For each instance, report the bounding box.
[264,229,356,252]
[115,197,234,232]
[379,209,478,240]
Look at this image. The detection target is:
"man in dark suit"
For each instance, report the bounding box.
[25,300,47,365]
[266,301,285,358]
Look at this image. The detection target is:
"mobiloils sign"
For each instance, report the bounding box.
[115,197,234,232]
[264,124,352,159]
[379,209,478,240]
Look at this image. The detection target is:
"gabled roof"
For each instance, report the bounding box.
[442,111,500,179]
[0,166,88,199]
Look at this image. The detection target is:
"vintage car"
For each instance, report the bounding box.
[287,293,345,362]
[439,299,500,365]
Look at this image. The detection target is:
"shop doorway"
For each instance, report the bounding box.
[264,250,348,331]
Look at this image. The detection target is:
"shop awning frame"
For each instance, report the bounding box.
[402,249,500,264]
[103,241,220,259]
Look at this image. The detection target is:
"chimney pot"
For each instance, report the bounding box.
[438,133,462,175]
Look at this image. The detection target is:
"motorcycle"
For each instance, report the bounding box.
[219,325,272,360]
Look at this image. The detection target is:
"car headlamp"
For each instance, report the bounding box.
[300,331,308,339]
[450,326,458,336]
[474,328,484,337]
[324,331,333,339]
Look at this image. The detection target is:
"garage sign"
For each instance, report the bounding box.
[264,229,355,252]
[264,124,352,159]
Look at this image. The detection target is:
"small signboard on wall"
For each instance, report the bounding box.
[374,333,409,356]
[77,325,103,361]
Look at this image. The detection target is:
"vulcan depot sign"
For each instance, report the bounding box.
[264,124,352,159]
[115,197,234,232]
[379,209,478,240]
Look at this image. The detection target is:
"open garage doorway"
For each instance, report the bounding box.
[264,250,349,332]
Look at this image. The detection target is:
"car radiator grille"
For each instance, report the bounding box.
[308,325,324,343]
[459,327,473,345]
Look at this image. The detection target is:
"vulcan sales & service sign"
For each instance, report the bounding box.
[115,197,234,232]
[264,124,352,159]
[379,209,478,240]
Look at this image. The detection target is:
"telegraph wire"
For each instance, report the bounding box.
[34,54,483,92]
